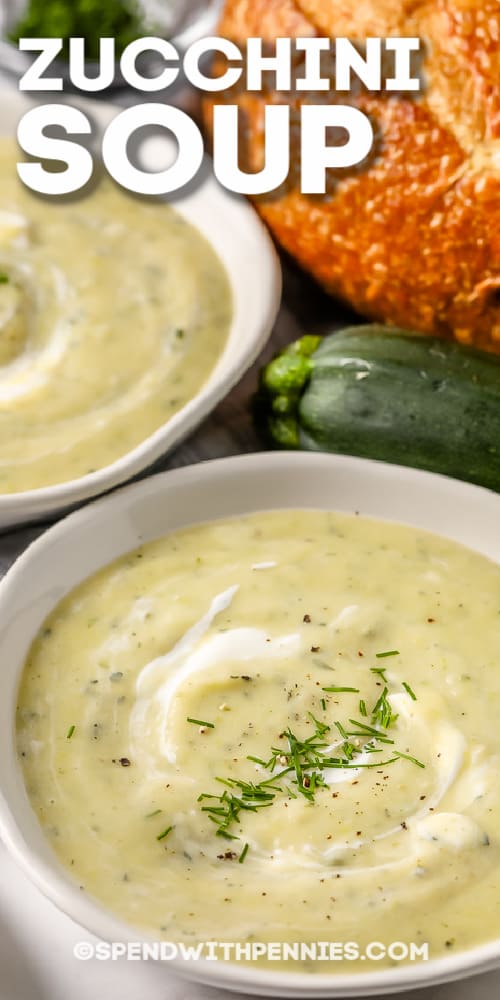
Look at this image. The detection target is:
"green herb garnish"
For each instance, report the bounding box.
[402,682,417,700]
[9,0,147,61]
[156,825,173,842]
[145,809,162,819]
[187,717,215,729]
[334,720,348,740]
[238,843,249,864]
[322,685,360,694]
[394,750,425,768]
[66,724,75,740]
[371,686,397,729]
[371,667,388,682]
[376,650,400,658]
[347,719,395,744]
[307,712,330,736]
[199,779,276,840]
[190,671,424,845]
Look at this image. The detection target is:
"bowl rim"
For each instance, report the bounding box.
[0,89,282,528]
[1,451,500,996]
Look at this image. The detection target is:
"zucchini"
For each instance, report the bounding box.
[254,325,500,492]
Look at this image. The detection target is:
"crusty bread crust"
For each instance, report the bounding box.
[205,0,500,350]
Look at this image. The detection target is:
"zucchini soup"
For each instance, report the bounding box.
[0,138,232,493]
[17,510,500,970]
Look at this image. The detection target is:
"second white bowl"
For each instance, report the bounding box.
[0,91,282,528]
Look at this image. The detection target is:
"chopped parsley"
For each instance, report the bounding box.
[9,0,148,61]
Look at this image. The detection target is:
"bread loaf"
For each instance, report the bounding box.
[205,0,500,351]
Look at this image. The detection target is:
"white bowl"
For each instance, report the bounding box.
[0,1,224,93]
[1,452,500,997]
[0,91,281,528]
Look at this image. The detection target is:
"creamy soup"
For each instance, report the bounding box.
[17,511,500,971]
[0,139,231,494]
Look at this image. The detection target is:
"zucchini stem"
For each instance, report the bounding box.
[253,335,322,448]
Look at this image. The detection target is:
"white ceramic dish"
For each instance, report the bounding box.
[0,91,281,528]
[2,838,500,1000]
[1,451,500,998]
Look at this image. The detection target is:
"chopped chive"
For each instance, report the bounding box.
[394,751,425,769]
[322,685,360,693]
[349,719,386,739]
[344,719,394,743]
[334,720,348,740]
[371,666,388,682]
[371,686,395,730]
[320,755,400,770]
[0,273,9,284]
[402,682,417,701]
[156,825,173,841]
[307,711,330,736]
[342,756,399,769]
[194,670,424,844]
[372,685,389,711]
[187,717,215,729]
[376,650,400,658]
[66,725,75,740]
[145,809,162,819]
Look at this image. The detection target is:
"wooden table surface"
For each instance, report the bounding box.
[0,258,358,579]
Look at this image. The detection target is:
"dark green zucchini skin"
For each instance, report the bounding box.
[254,325,500,492]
